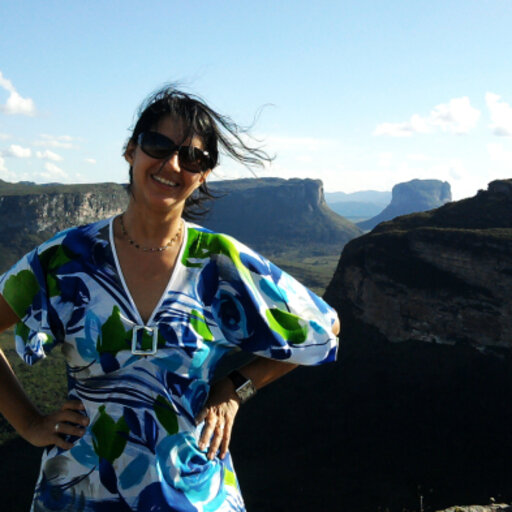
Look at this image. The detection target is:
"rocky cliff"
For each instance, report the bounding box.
[205,177,362,254]
[309,178,512,510]
[326,178,512,349]
[0,183,128,271]
[357,178,452,231]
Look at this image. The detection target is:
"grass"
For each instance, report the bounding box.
[0,330,67,445]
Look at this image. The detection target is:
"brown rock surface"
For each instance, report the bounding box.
[325,178,512,350]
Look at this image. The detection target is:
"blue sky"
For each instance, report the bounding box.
[1,0,511,200]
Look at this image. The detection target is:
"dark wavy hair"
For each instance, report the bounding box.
[124,85,272,219]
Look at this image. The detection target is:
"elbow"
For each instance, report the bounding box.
[332,316,340,336]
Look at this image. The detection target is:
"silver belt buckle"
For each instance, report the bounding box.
[131,325,158,355]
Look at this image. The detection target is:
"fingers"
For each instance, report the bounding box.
[49,400,89,448]
[206,419,226,460]
[60,400,86,412]
[198,406,236,460]
[219,420,233,460]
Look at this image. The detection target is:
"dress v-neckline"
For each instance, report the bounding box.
[108,216,188,326]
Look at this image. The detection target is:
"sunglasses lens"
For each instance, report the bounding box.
[179,147,210,173]
[138,132,211,173]
[140,132,177,159]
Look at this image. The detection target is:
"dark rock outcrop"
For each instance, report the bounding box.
[325,178,512,349]
[357,178,452,231]
[308,178,512,510]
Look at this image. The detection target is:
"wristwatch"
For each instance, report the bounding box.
[228,370,257,404]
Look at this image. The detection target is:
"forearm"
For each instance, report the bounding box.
[236,357,298,392]
[0,348,41,437]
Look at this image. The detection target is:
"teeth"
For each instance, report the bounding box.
[153,175,179,187]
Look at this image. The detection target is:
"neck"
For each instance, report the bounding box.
[122,200,184,246]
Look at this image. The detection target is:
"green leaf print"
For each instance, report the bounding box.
[153,395,179,435]
[265,308,308,344]
[91,405,129,462]
[189,309,214,342]
[39,244,73,272]
[97,305,131,355]
[224,468,237,488]
[46,273,60,298]
[2,269,40,319]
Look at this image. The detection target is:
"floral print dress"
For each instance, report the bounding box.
[0,217,339,512]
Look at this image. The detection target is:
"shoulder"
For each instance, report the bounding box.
[182,221,280,280]
[183,221,256,261]
[35,217,111,253]
[31,216,113,273]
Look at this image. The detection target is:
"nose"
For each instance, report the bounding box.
[164,151,181,172]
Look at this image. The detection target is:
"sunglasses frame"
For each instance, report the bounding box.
[137,131,212,173]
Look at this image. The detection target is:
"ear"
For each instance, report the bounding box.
[124,141,136,165]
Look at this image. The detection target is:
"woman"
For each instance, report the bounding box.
[0,86,339,511]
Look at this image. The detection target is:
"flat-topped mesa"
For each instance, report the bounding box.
[324,178,512,350]
[357,178,452,231]
[203,177,362,253]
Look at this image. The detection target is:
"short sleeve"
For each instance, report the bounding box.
[207,233,339,365]
[0,247,62,364]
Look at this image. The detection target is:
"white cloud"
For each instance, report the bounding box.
[84,158,96,164]
[42,161,67,179]
[0,71,36,116]
[486,93,512,137]
[34,134,76,149]
[0,156,6,172]
[375,97,480,137]
[0,133,10,140]
[3,144,32,158]
[36,150,63,161]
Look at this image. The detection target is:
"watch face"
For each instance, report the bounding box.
[236,381,256,403]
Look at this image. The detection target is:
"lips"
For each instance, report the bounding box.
[152,174,179,187]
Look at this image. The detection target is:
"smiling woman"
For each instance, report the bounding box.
[0,85,340,512]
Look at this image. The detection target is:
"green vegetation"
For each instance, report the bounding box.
[0,330,67,445]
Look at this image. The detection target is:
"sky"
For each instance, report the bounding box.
[1,1,512,201]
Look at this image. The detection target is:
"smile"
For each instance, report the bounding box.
[152,174,179,187]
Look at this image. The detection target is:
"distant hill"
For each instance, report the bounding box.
[357,178,451,230]
[325,190,391,204]
[325,189,391,221]
[204,178,362,255]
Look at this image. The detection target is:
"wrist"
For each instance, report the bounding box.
[228,370,257,404]
[17,408,43,441]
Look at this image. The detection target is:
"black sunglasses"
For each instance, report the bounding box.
[137,131,212,173]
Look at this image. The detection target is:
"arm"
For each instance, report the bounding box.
[0,294,88,449]
[196,311,339,460]
[196,357,298,460]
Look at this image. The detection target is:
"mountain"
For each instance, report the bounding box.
[311,178,512,509]
[357,178,452,230]
[325,189,391,221]
[0,182,128,271]
[204,178,362,255]
[325,190,391,204]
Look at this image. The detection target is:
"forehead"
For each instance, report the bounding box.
[154,115,204,149]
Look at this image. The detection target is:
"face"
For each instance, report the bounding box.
[125,115,211,215]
